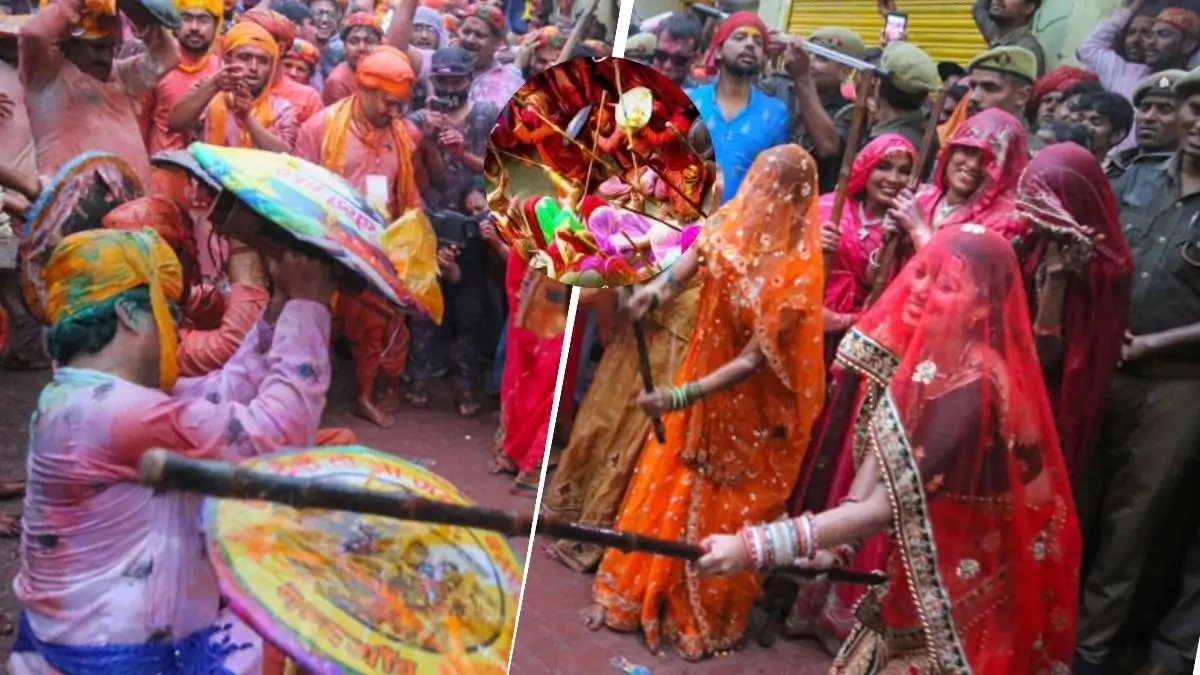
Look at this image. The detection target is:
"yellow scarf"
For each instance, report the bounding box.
[319,96,415,219]
[207,23,278,148]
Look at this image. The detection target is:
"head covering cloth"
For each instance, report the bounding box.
[1015,143,1133,476]
[287,38,321,68]
[1032,65,1098,108]
[460,4,505,37]
[412,5,449,48]
[340,10,382,40]
[208,22,280,148]
[44,228,184,389]
[702,11,769,76]
[238,6,297,52]
[1156,7,1200,37]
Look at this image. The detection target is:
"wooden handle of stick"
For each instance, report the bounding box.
[556,0,602,65]
[826,72,876,272]
[632,321,667,443]
[867,85,953,305]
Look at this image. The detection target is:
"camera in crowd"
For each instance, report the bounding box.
[428,210,483,250]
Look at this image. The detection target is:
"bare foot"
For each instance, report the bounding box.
[0,514,21,538]
[581,603,606,630]
[0,613,12,636]
[542,542,562,561]
[489,453,518,476]
[0,479,25,500]
[354,397,396,429]
[378,384,402,414]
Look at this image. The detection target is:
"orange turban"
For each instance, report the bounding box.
[355,45,414,99]
[288,38,321,67]
[174,0,222,20]
[238,6,297,51]
[221,21,279,61]
[102,196,198,263]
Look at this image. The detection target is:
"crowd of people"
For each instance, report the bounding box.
[0,0,611,669]
[541,2,1200,674]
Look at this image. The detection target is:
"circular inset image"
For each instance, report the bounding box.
[486,57,718,288]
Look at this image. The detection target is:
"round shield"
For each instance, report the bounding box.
[204,446,521,675]
[150,148,222,193]
[189,143,430,316]
[19,152,144,324]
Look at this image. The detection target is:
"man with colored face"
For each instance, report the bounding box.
[965,45,1043,152]
[459,4,522,108]
[972,0,1046,77]
[167,22,296,151]
[1107,69,1184,178]
[404,46,498,418]
[282,37,321,85]
[1069,89,1135,161]
[294,46,426,429]
[687,12,788,202]
[20,0,179,185]
[516,24,564,81]
[322,11,383,105]
[238,6,322,124]
[652,12,701,87]
[146,0,222,153]
[308,0,345,90]
[1078,1,1200,103]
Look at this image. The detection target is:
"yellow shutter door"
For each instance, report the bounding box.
[787,0,986,66]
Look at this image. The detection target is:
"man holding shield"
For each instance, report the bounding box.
[20,0,180,184]
[295,45,425,429]
[8,228,337,674]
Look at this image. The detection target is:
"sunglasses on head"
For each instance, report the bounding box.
[653,50,692,67]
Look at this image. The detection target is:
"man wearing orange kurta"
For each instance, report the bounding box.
[295,46,423,429]
[167,22,296,151]
[237,6,323,124]
[146,0,222,153]
[20,0,180,186]
[321,10,381,105]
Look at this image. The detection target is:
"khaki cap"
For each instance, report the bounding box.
[809,26,866,61]
[625,32,656,59]
[880,41,941,94]
[1135,69,1187,104]
[968,45,1038,85]
[1173,66,1200,99]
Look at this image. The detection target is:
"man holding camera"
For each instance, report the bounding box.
[404,46,498,417]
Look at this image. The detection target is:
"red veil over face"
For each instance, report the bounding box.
[918,108,1030,240]
[835,225,1079,673]
[1016,143,1133,476]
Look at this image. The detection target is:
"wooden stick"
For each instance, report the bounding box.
[633,320,667,443]
[866,85,952,305]
[555,0,601,65]
[138,450,886,585]
[825,71,876,272]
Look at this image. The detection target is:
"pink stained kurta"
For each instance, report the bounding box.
[19,2,178,186]
[273,75,322,125]
[178,282,271,378]
[321,62,356,106]
[148,56,222,154]
[8,300,333,675]
[293,107,424,219]
[0,60,37,178]
[197,95,299,149]
[468,62,523,109]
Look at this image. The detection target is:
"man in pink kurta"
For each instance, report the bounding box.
[8,228,338,674]
[19,0,179,186]
[145,0,223,153]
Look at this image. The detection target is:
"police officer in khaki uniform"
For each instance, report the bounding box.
[1105,69,1185,180]
[758,26,866,193]
[965,45,1041,151]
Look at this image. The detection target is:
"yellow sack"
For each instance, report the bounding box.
[378,209,444,325]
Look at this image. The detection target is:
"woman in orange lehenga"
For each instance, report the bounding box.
[582,145,826,660]
[698,225,1080,674]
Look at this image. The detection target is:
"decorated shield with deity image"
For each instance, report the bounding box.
[203,446,521,675]
[18,151,144,324]
[188,143,440,320]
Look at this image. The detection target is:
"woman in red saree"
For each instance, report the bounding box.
[699,225,1081,674]
[492,197,575,494]
[887,108,1032,274]
[820,133,916,359]
[1015,143,1133,477]
[582,145,826,660]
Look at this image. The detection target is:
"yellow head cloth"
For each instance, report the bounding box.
[222,21,279,60]
[44,229,184,390]
[174,0,223,21]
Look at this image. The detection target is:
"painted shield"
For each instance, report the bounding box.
[203,446,521,675]
[19,152,144,324]
[189,143,430,316]
[150,149,223,193]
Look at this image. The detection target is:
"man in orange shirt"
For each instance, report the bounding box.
[20,0,179,185]
[146,0,222,153]
[322,10,382,105]
[237,5,323,124]
[295,46,426,428]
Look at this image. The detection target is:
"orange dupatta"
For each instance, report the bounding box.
[318,96,416,220]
